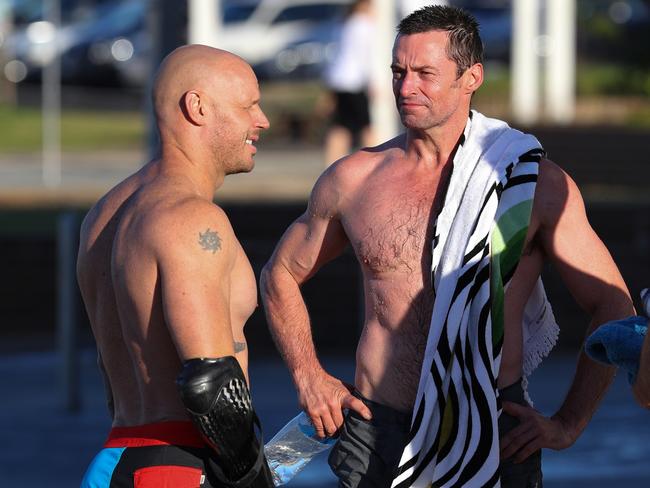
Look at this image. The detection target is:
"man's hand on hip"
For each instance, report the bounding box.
[297,370,372,438]
[500,401,576,463]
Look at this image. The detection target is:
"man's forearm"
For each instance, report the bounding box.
[556,283,637,436]
[555,304,634,438]
[260,265,324,385]
[553,346,615,439]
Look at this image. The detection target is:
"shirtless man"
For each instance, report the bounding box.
[78,45,273,487]
[260,6,634,487]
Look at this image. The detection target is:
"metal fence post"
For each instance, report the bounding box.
[57,211,80,413]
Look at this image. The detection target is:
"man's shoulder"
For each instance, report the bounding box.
[80,173,142,244]
[136,195,234,258]
[309,136,405,216]
[321,135,404,184]
[535,158,575,197]
[533,158,584,223]
[147,195,232,235]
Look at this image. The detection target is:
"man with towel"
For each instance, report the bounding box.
[261,5,634,487]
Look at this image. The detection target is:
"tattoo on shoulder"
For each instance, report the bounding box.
[198,228,222,254]
[234,341,246,353]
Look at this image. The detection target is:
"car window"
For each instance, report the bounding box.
[87,1,145,37]
[272,3,345,24]
[223,4,258,24]
[11,0,112,25]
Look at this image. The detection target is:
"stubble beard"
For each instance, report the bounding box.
[400,103,457,132]
[401,112,444,131]
[211,131,254,176]
[222,153,254,176]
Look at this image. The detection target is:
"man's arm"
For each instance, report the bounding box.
[154,201,275,485]
[154,201,237,361]
[632,324,650,408]
[501,160,635,462]
[260,169,371,438]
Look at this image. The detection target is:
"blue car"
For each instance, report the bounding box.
[2,0,147,85]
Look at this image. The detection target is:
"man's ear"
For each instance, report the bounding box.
[180,90,205,126]
[464,63,483,94]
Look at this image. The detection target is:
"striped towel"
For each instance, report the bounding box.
[392,111,551,488]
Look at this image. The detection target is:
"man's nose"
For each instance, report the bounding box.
[257,109,270,130]
[398,71,417,97]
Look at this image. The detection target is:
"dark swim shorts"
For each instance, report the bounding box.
[327,393,411,488]
[80,421,221,487]
[328,382,543,488]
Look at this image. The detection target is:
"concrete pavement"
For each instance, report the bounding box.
[0,146,326,207]
[1,129,649,207]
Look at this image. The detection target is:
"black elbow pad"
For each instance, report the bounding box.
[176,356,273,487]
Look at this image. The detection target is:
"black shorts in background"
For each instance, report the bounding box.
[332,90,371,135]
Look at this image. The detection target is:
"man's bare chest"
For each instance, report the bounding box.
[343,190,439,274]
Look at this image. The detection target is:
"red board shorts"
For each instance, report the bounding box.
[80,421,223,487]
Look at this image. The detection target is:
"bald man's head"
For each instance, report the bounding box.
[151,44,269,176]
[152,44,255,128]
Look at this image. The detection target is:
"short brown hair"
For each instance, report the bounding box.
[397,5,483,78]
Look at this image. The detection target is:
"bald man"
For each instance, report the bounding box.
[78,45,273,488]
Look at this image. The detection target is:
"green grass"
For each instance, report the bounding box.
[623,104,650,129]
[0,105,145,152]
[577,63,650,97]
[0,82,323,151]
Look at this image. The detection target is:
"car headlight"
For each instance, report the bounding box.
[275,42,327,73]
[26,21,56,44]
[276,47,301,73]
[4,59,28,83]
[89,38,135,64]
[111,38,134,62]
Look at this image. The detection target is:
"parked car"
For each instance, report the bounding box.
[60,0,145,85]
[1,0,145,85]
[5,0,96,27]
[253,19,341,80]
[216,0,350,66]
[115,0,352,87]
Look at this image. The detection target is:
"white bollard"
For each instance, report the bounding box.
[511,0,540,125]
[42,0,62,187]
[545,0,576,124]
